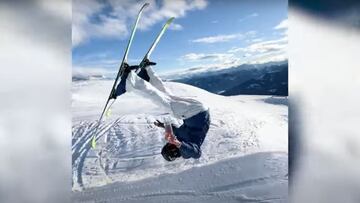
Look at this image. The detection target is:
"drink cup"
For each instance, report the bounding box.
[164,119,173,136]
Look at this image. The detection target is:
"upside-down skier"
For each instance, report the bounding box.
[111,60,210,162]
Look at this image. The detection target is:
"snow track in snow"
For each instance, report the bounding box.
[72,116,161,189]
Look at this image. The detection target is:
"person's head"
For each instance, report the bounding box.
[161,143,181,161]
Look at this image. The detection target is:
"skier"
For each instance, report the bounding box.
[111,60,210,162]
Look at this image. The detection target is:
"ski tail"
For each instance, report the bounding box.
[91,98,111,149]
[91,134,97,148]
[91,3,149,149]
[139,17,175,69]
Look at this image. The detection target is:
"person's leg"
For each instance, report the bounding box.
[182,110,210,146]
[137,66,172,95]
[111,69,129,99]
[126,70,173,111]
[111,65,172,102]
[137,68,150,82]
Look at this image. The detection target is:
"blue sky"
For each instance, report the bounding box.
[73,0,287,75]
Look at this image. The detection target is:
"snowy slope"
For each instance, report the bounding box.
[71,80,288,202]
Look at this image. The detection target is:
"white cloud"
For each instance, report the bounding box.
[179,52,242,72]
[247,38,287,53]
[274,19,288,30]
[252,38,263,43]
[192,31,256,44]
[73,0,207,47]
[228,36,287,64]
[182,53,234,62]
[192,34,241,43]
[229,36,287,54]
[249,13,259,17]
[72,0,105,46]
[239,12,259,22]
[179,36,288,71]
[248,51,287,64]
[169,23,183,31]
[183,35,287,69]
[244,53,252,57]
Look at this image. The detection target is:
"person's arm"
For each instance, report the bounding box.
[179,142,202,159]
[166,127,202,159]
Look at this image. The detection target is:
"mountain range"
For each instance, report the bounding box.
[167,60,288,96]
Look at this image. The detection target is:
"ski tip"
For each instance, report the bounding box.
[164,17,175,28]
[142,2,150,9]
[167,17,175,24]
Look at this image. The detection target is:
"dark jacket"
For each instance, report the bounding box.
[172,110,210,159]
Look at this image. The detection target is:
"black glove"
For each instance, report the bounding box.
[154,119,165,128]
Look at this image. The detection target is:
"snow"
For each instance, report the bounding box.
[72,80,288,202]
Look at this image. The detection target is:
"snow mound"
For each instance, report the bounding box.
[72,80,287,201]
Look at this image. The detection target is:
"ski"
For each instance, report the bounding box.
[91,3,149,149]
[137,17,175,70]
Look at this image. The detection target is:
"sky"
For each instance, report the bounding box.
[72,0,288,75]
